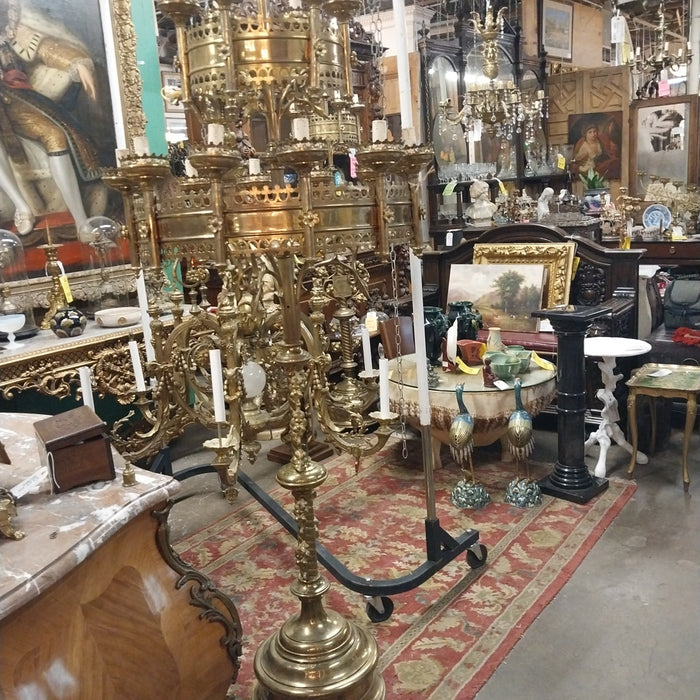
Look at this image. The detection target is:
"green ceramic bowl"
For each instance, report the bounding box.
[483,350,504,363]
[508,349,532,373]
[490,354,520,380]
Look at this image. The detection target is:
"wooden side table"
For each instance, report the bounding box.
[627,363,700,491]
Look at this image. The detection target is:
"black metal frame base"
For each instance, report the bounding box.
[152,448,483,598]
[239,471,480,597]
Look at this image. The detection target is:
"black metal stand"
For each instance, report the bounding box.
[152,446,485,599]
[532,305,610,504]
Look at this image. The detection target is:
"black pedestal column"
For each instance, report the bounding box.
[533,305,609,504]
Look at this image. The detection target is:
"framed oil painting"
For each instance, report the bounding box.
[568,111,623,180]
[161,67,184,113]
[629,96,699,197]
[472,242,576,308]
[2,0,146,305]
[447,264,546,333]
[543,0,573,61]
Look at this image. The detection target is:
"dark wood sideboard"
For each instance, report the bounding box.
[422,223,645,340]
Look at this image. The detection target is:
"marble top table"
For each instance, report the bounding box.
[0,319,144,400]
[0,412,180,620]
[388,354,557,466]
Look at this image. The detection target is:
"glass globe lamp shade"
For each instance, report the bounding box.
[0,229,26,284]
[241,360,266,398]
[86,216,122,245]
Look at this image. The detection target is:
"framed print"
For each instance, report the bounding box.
[473,242,576,308]
[543,0,573,61]
[447,264,546,333]
[630,96,699,197]
[2,0,146,304]
[161,67,184,113]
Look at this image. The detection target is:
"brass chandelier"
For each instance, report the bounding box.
[449,4,548,141]
[630,0,693,98]
[463,4,523,138]
[103,0,436,697]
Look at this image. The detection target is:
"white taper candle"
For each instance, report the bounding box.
[78,365,95,410]
[132,136,150,156]
[136,270,155,362]
[207,123,225,145]
[409,249,431,426]
[209,349,226,423]
[292,117,310,140]
[379,357,390,417]
[128,340,146,392]
[361,324,373,371]
[372,119,388,143]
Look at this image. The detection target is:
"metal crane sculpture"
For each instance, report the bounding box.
[504,377,542,507]
[450,384,490,509]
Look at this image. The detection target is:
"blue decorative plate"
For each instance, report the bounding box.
[643,204,672,230]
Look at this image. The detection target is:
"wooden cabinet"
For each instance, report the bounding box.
[1,414,242,700]
[602,238,700,270]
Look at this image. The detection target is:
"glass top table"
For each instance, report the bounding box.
[388,354,557,466]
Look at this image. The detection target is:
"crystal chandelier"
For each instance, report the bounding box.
[453,4,547,141]
[462,5,522,138]
[630,0,693,99]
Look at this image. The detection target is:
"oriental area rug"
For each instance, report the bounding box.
[176,438,636,699]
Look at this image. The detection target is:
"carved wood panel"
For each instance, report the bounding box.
[547,66,631,197]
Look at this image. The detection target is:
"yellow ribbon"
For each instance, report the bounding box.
[456,357,480,375]
[531,352,555,371]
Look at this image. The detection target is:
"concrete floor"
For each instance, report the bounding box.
[165,418,700,700]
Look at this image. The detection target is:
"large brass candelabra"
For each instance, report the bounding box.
[106,1,434,697]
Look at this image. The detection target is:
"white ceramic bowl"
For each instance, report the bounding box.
[94,306,141,328]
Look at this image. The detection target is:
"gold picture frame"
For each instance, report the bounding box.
[473,242,576,308]
[5,0,145,307]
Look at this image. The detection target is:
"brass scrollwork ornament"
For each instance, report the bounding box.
[0,488,24,540]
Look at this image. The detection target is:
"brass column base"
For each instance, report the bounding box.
[252,602,384,699]
[252,457,384,699]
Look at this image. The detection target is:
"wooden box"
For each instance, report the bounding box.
[34,406,115,494]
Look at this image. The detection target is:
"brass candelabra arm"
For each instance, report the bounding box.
[38,243,70,329]
[203,431,240,503]
[310,361,393,469]
[110,385,185,463]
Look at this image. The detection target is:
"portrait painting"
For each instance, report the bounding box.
[568,111,623,180]
[630,96,699,196]
[0,0,127,277]
[447,263,546,333]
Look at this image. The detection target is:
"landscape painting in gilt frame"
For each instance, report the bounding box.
[447,264,546,333]
[1,0,140,295]
[472,242,576,309]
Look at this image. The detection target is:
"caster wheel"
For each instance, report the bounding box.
[365,596,394,622]
[466,543,488,569]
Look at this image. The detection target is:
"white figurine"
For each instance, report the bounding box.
[537,187,554,219]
